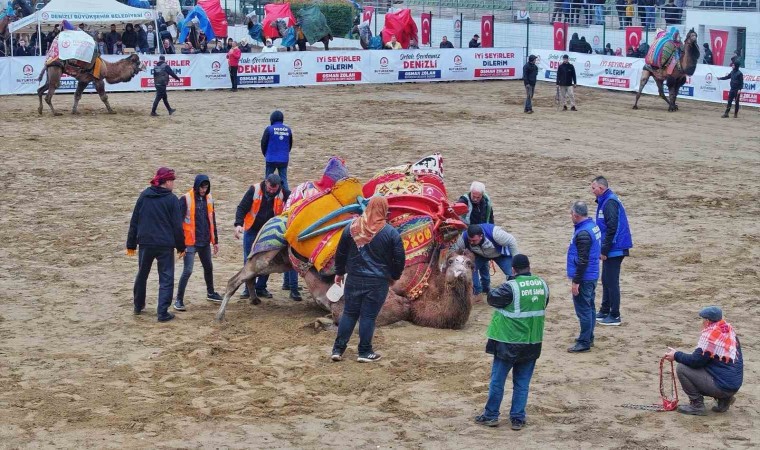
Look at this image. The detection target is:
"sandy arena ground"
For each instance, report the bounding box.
[0,81,758,449]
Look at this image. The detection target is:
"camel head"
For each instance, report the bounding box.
[444,250,474,286]
[685,28,698,46]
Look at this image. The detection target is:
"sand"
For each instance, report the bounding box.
[0,81,758,449]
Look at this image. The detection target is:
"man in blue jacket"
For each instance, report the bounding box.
[126,167,186,322]
[567,201,601,352]
[261,110,293,191]
[451,224,519,296]
[591,176,632,326]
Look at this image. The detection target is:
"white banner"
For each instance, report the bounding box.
[3,48,524,96]
[57,31,97,63]
[532,48,760,107]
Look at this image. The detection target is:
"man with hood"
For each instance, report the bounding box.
[174,175,223,311]
[261,110,294,191]
[126,167,186,322]
[568,33,583,53]
[580,36,592,54]
[121,23,137,50]
[522,55,538,114]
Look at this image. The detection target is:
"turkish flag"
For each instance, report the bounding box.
[625,26,643,53]
[362,6,374,25]
[710,29,729,66]
[420,13,432,46]
[553,22,568,51]
[481,15,494,48]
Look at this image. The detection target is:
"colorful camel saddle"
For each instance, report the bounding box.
[645,27,682,75]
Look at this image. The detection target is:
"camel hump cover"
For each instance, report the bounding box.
[645,27,681,69]
[298,6,331,44]
[56,30,96,63]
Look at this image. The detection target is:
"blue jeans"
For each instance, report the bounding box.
[133,245,175,319]
[332,275,389,355]
[573,280,597,347]
[600,256,624,318]
[524,84,534,112]
[176,244,215,301]
[473,255,512,295]
[282,270,299,290]
[483,356,537,422]
[265,162,289,192]
[242,229,268,295]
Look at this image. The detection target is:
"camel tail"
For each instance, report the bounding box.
[37,66,47,83]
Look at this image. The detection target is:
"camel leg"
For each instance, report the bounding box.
[633,71,650,110]
[215,265,260,321]
[72,81,88,115]
[94,80,115,114]
[37,82,48,116]
[45,83,61,116]
[323,37,329,51]
[657,80,672,109]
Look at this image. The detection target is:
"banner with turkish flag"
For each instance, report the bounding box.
[553,22,568,51]
[710,29,729,66]
[625,26,643,52]
[421,13,432,46]
[481,15,494,48]
[362,6,374,25]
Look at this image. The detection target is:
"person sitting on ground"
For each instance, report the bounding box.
[385,35,403,50]
[664,306,743,416]
[440,35,454,49]
[262,38,278,53]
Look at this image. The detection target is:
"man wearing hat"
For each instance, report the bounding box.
[469,34,481,48]
[474,254,549,430]
[151,55,180,117]
[522,55,538,114]
[556,54,578,111]
[234,174,290,299]
[126,167,186,322]
[664,306,743,416]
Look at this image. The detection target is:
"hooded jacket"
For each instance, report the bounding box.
[334,223,406,280]
[261,110,293,164]
[568,33,583,53]
[127,186,185,251]
[121,25,137,48]
[179,175,219,246]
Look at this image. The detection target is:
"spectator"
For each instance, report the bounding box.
[136,24,148,53]
[296,24,307,51]
[159,24,172,47]
[385,35,403,49]
[211,39,225,53]
[157,11,167,29]
[458,181,495,226]
[569,33,583,53]
[146,24,157,54]
[616,0,627,28]
[150,55,179,116]
[702,43,714,65]
[226,37,234,52]
[122,24,137,50]
[181,41,197,54]
[625,0,635,26]
[261,110,293,191]
[197,31,208,53]
[627,45,638,57]
[638,41,649,58]
[615,48,623,56]
[552,0,568,23]
[604,43,615,55]
[239,38,252,53]
[469,34,480,48]
[187,23,199,49]
[47,24,60,49]
[557,54,578,111]
[262,38,278,53]
[522,54,538,114]
[580,36,592,54]
[730,50,743,68]
[227,40,241,92]
[409,38,419,50]
[113,39,124,55]
[96,33,108,55]
[663,0,682,25]
[105,24,120,55]
[15,38,32,56]
[440,36,454,49]
[162,38,175,55]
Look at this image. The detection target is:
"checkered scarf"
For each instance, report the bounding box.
[697,319,738,363]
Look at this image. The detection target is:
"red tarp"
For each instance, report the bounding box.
[262,3,296,40]
[381,9,418,49]
[198,0,229,38]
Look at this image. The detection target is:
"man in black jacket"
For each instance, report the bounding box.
[719,61,744,118]
[458,181,494,226]
[126,167,186,322]
[151,55,179,117]
[522,55,538,114]
[122,24,137,50]
[469,34,481,48]
[702,43,713,65]
[568,33,583,53]
[556,54,578,111]
[331,196,405,363]
[105,24,120,55]
[440,36,454,49]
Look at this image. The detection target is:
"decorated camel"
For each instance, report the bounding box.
[37,30,145,115]
[352,21,382,50]
[216,155,477,329]
[247,4,333,51]
[633,27,700,112]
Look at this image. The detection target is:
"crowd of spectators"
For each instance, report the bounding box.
[551,0,684,30]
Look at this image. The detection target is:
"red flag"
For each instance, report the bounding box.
[625,26,643,54]
[710,29,729,66]
[420,13,432,46]
[362,6,374,25]
[481,15,494,48]
[553,22,568,51]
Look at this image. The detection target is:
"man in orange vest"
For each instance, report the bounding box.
[174,175,223,311]
[234,173,289,299]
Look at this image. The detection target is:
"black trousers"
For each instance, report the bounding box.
[152,85,171,113]
[600,256,624,318]
[133,245,175,318]
[726,89,740,114]
[229,66,238,90]
[176,244,215,300]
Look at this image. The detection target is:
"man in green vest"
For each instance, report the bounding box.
[474,254,549,431]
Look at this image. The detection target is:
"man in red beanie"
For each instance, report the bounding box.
[126,167,186,322]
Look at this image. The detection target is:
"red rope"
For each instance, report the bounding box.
[660,357,679,411]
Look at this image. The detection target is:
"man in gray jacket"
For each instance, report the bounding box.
[452,224,518,295]
[151,55,179,116]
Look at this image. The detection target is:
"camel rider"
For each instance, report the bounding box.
[458,181,495,226]
[174,175,223,311]
[719,61,743,118]
[261,110,293,191]
[475,254,549,430]
[150,55,179,117]
[234,174,290,300]
[452,224,518,296]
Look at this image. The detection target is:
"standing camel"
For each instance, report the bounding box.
[633,28,700,112]
[37,53,145,116]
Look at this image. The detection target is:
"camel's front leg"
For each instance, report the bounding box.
[94,80,115,114]
[72,81,88,114]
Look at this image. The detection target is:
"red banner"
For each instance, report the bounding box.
[362,6,374,25]
[710,29,729,66]
[481,15,494,48]
[421,13,432,46]
[553,22,568,51]
[625,26,643,52]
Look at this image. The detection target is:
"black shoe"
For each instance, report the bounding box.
[240,291,250,299]
[133,306,145,315]
[207,292,223,303]
[290,290,303,301]
[563,105,568,111]
[571,106,577,111]
[150,112,158,117]
[256,289,273,299]
[712,396,736,413]
[168,108,176,115]
[282,286,302,291]
[157,312,175,322]
[474,414,499,427]
[510,419,525,431]
[721,112,729,118]
[678,402,707,416]
[357,352,382,363]
[567,343,591,353]
[331,351,343,362]
[596,311,609,321]
[173,300,186,311]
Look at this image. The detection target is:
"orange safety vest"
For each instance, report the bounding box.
[182,189,217,246]
[243,183,285,231]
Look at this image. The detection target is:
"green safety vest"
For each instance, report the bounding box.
[486,275,548,344]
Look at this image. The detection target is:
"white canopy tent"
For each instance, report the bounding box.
[9,0,159,56]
